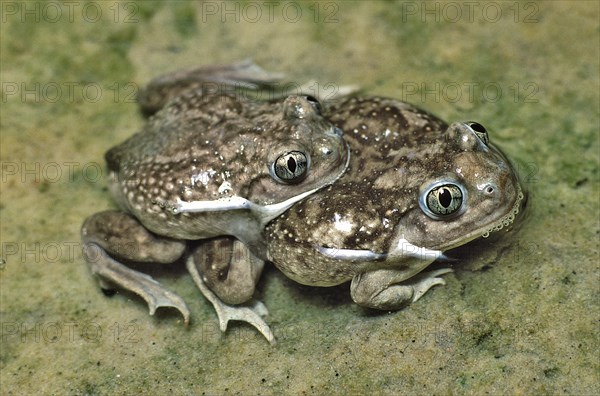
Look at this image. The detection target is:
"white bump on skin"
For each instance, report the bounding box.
[332,213,353,233]
[218,181,232,194]
[382,217,391,229]
[191,169,216,187]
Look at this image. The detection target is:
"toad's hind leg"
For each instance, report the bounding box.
[186,240,274,344]
[192,237,264,305]
[138,59,285,116]
[81,211,190,323]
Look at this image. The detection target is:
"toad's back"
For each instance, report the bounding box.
[266,96,524,286]
[105,90,349,241]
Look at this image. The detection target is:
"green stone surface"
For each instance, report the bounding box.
[1,1,598,394]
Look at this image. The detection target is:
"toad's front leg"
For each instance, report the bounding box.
[81,210,190,323]
[350,267,453,310]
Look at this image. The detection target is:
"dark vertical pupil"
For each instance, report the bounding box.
[439,188,452,208]
[287,156,297,173]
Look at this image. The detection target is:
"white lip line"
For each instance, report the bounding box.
[165,138,351,224]
[316,237,444,262]
[315,184,525,260]
[169,186,320,226]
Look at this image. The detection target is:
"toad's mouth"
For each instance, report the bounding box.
[429,182,527,252]
[481,187,526,238]
[314,183,527,263]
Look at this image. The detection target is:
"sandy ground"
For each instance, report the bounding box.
[1,1,598,394]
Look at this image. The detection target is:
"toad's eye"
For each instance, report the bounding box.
[271,150,309,184]
[304,95,322,114]
[421,183,464,218]
[467,121,489,145]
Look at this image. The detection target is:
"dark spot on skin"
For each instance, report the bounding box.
[218,269,228,281]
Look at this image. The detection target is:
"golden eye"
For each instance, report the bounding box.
[424,184,464,217]
[271,151,309,184]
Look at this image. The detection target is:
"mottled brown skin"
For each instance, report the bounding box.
[199,97,445,298]
[82,61,525,343]
[106,90,348,243]
[265,97,525,295]
[197,95,524,334]
[274,96,449,256]
[81,63,349,335]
